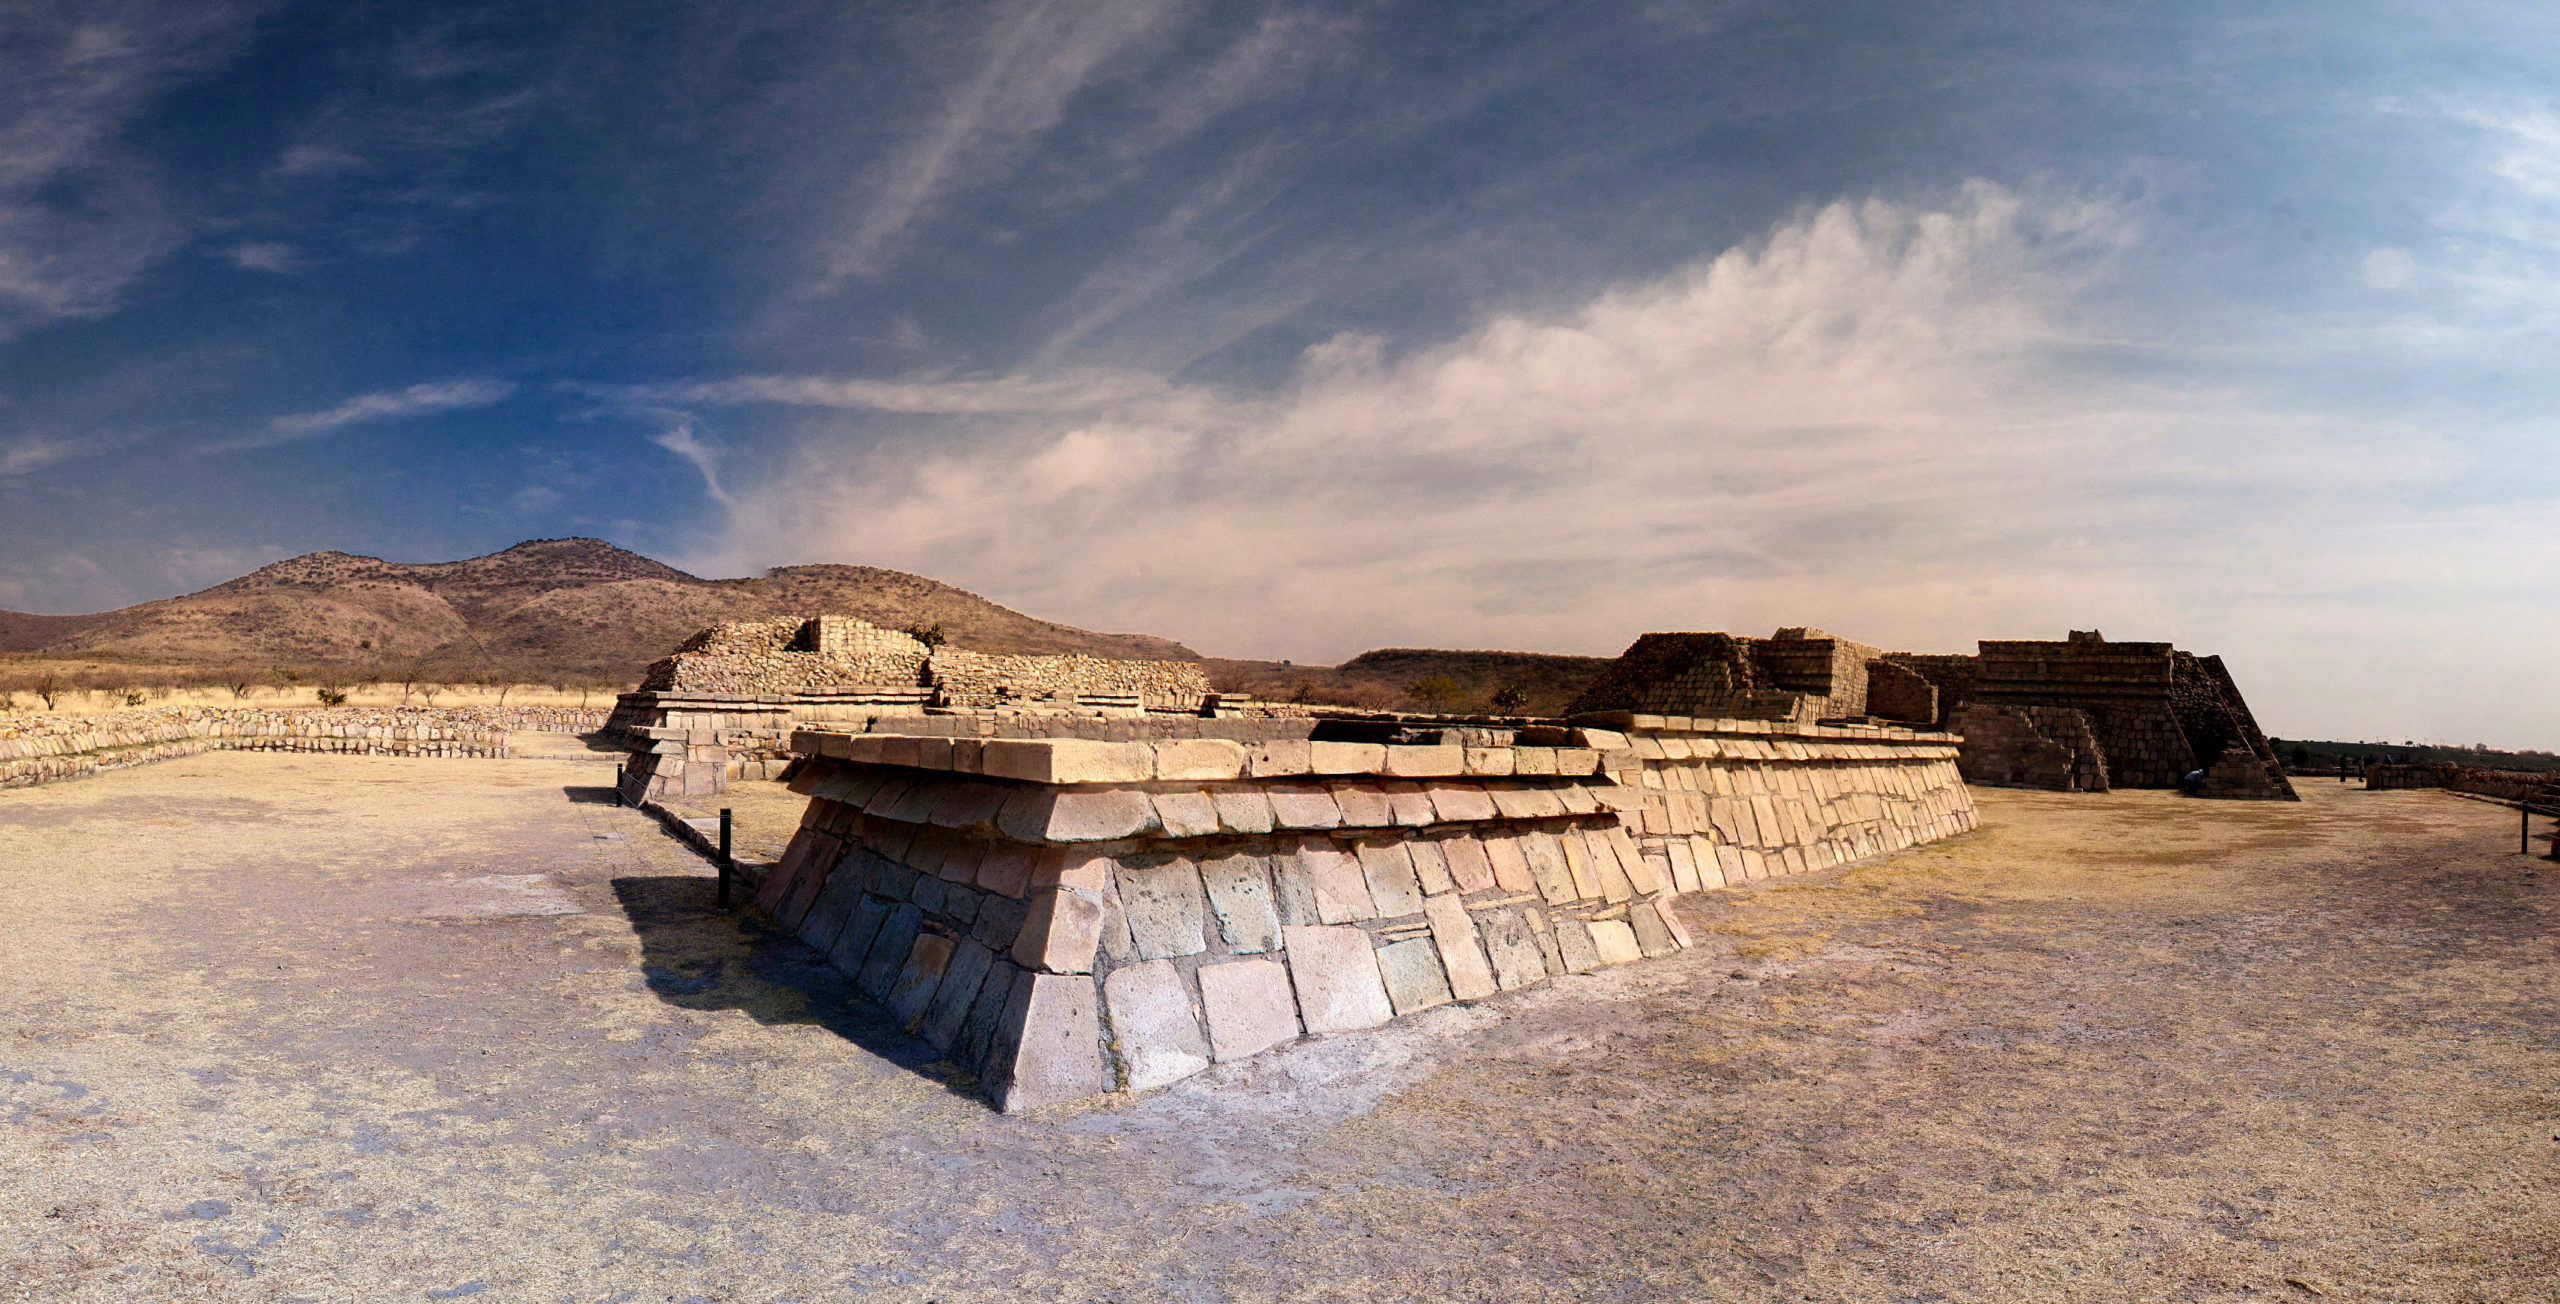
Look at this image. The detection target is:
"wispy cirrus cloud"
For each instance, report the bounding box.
[203,379,516,453]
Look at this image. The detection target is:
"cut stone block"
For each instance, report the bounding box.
[1116,859,1210,960]
[797,863,863,954]
[887,932,956,1030]
[1442,836,1497,894]
[1246,740,1312,776]
[1266,785,1344,830]
[1651,896,1696,949]
[1422,893,1498,1001]
[1098,883,1136,964]
[925,782,1010,830]
[975,842,1036,898]
[1560,833,1605,901]
[958,957,1021,1075]
[1309,741,1386,774]
[1354,840,1425,917]
[1103,959,1212,1091]
[1382,783,1437,826]
[1151,791,1221,839]
[1211,790,1275,834]
[1477,906,1549,990]
[1281,924,1394,1034]
[1152,738,1247,781]
[1010,886,1105,974]
[859,902,925,998]
[1484,835,1535,894]
[1405,838,1455,895]
[971,893,1028,951]
[1425,783,1499,822]
[920,938,997,1051]
[1303,842,1378,923]
[1522,833,1578,904]
[1200,854,1281,954]
[1375,937,1454,1015]
[1553,916,1603,974]
[1587,832,1639,903]
[1628,898,1679,958]
[1040,790,1159,843]
[1588,919,1644,967]
[1196,959,1301,1062]
[993,971,1104,1111]
[1331,784,1392,828]
[1267,849,1323,926]
[829,893,892,975]
[1383,745,1464,777]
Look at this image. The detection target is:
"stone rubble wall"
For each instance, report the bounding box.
[1946,703,2109,792]
[0,706,526,789]
[638,613,1210,712]
[760,715,1973,1112]
[2366,762,2560,803]
[923,650,1213,711]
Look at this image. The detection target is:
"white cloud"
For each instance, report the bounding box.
[225,241,301,273]
[663,180,2560,747]
[649,420,732,507]
[202,379,516,453]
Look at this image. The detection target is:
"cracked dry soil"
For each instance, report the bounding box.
[2,737,2554,1302]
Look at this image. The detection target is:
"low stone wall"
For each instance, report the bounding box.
[2367,762,2560,803]
[925,649,1213,711]
[0,706,515,789]
[757,715,1974,1111]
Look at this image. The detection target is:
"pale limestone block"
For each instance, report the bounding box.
[995,789,1059,843]
[1247,740,1313,776]
[1554,748,1600,776]
[1267,847,1323,926]
[1196,959,1302,1062]
[1627,901,1679,958]
[1665,839,1702,894]
[1102,959,1211,1092]
[1332,783,1393,828]
[1586,832,1637,903]
[1098,883,1137,964]
[1442,836,1497,894]
[1303,842,1378,923]
[975,739,1053,782]
[1282,925,1394,1033]
[1151,790,1220,839]
[886,932,956,1030]
[1382,782,1437,827]
[1405,838,1455,895]
[1152,738,1247,782]
[1588,919,1645,966]
[1484,835,1536,894]
[914,738,954,770]
[1010,887,1105,974]
[1556,785,1602,815]
[925,781,1010,830]
[1512,747,1558,776]
[1611,827,1662,893]
[1464,747,1515,776]
[1476,905,1548,990]
[1050,740,1156,784]
[1309,741,1386,774]
[1039,790,1160,843]
[1200,854,1281,954]
[1116,859,1210,959]
[1522,832,1578,904]
[1487,786,1549,820]
[1575,729,1629,750]
[1425,783,1499,822]
[1559,832,1604,900]
[1031,847,1115,893]
[1553,917,1603,974]
[1383,745,1465,777]
[995,971,1104,1112]
[1422,893,1498,1001]
[1354,839,1425,917]
[1375,936,1455,1014]
[1266,784,1344,830]
[1211,789,1276,834]
[1638,852,1674,898]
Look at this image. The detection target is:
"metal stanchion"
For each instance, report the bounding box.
[716,807,734,910]
[614,762,624,806]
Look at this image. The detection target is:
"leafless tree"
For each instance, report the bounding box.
[34,671,62,711]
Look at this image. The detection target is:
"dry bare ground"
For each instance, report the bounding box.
[1,739,2551,1302]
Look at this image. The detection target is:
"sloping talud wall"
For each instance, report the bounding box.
[756,716,1974,1111]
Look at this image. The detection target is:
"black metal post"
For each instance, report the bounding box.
[614,762,624,806]
[716,807,734,910]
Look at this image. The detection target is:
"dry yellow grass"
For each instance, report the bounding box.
[2,752,2551,1301]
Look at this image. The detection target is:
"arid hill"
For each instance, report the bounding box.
[1205,647,1613,717]
[0,538,1196,685]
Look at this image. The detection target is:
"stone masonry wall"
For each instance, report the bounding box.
[757,715,1974,1111]
[0,706,522,789]
[925,650,1213,711]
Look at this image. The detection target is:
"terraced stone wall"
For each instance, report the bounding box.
[759,715,1974,1111]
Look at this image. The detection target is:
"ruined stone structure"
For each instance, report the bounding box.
[613,616,1217,798]
[2367,762,2560,804]
[1886,631,2295,800]
[0,705,605,789]
[758,710,1973,1111]
[1563,628,1934,725]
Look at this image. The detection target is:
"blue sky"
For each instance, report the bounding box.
[3,1,2557,746]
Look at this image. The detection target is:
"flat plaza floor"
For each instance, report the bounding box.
[3,736,2552,1302]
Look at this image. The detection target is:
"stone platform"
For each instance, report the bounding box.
[755,714,1975,1110]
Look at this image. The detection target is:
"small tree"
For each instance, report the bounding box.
[121,688,148,707]
[33,671,62,711]
[1404,676,1465,711]
[415,679,443,706]
[316,685,349,707]
[902,621,948,650]
[1487,684,1529,715]
[1288,680,1320,705]
[226,674,254,701]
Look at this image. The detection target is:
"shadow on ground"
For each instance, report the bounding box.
[562,785,619,804]
[607,874,987,1103]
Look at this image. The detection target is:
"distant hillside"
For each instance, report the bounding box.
[0,538,1196,687]
[1206,648,1614,717]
